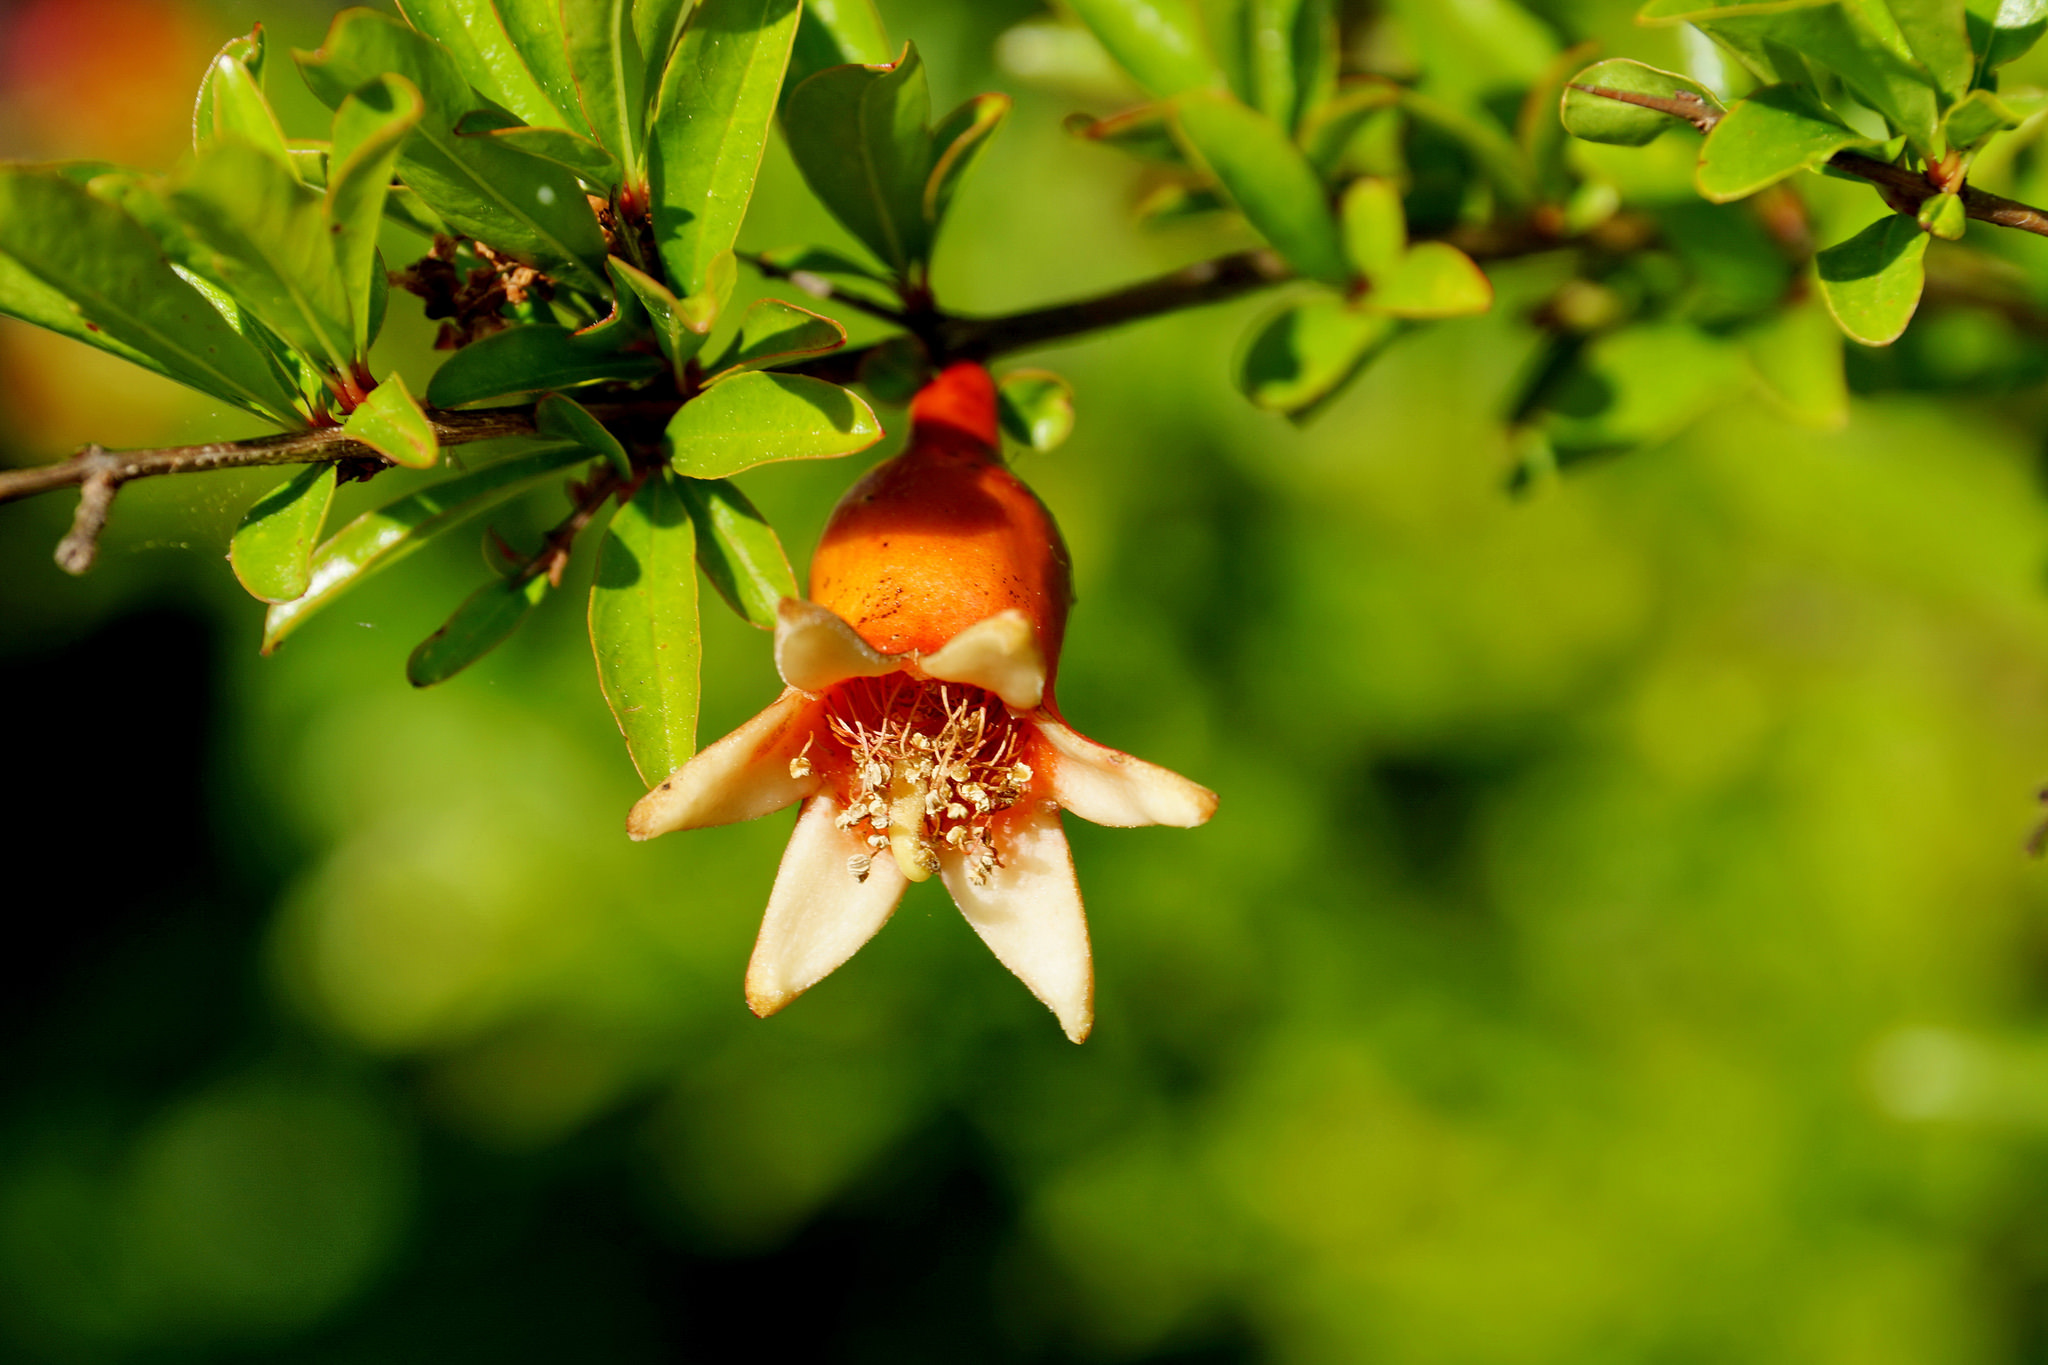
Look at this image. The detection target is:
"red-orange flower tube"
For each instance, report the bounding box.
[628,363,1216,1041]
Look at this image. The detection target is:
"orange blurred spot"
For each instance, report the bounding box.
[0,0,215,166]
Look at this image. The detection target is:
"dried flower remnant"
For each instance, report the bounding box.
[628,363,1216,1041]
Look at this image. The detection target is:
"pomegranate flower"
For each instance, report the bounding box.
[629,363,1216,1041]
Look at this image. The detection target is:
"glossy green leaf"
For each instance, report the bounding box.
[591,471,702,782]
[607,255,720,380]
[344,372,438,468]
[1815,215,1929,345]
[193,27,265,149]
[1372,243,1493,318]
[674,475,795,629]
[1237,294,1395,416]
[230,462,338,603]
[1918,189,1968,238]
[562,0,646,174]
[1696,84,1874,203]
[1172,89,1350,287]
[1339,178,1405,281]
[426,324,666,407]
[1742,289,1848,428]
[925,93,1010,227]
[1561,59,1723,146]
[393,0,562,129]
[456,114,622,185]
[0,168,303,424]
[648,0,801,297]
[1249,0,1336,134]
[666,372,882,477]
[1893,0,1975,100]
[263,442,589,651]
[196,42,293,167]
[789,0,892,92]
[783,42,934,278]
[536,392,633,477]
[1063,105,1190,166]
[705,298,846,380]
[1966,0,2048,71]
[408,570,553,686]
[296,10,608,291]
[996,370,1076,452]
[636,0,695,91]
[168,140,355,375]
[1942,86,2035,149]
[1066,0,1217,97]
[328,75,424,359]
[496,0,596,137]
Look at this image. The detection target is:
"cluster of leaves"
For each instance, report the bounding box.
[1564,0,2048,345]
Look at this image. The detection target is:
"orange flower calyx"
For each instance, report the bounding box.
[628,363,1216,1042]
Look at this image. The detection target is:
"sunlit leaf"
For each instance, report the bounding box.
[666,372,882,478]
[1065,0,1218,97]
[1696,84,1874,203]
[0,168,303,424]
[536,391,633,477]
[1236,294,1394,416]
[674,475,796,629]
[783,42,934,278]
[344,373,438,469]
[1248,0,1337,134]
[230,462,338,603]
[996,369,1076,451]
[704,298,846,380]
[1372,243,1492,318]
[1561,59,1723,146]
[591,471,702,782]
[1172,88,1350,287]
[1339,178,1405,281]
[262,442,590,651]
[1815,215,1929,346]
[426,324,666,407]
[648,0,801,297]
[925,93,1010,227]
[192,26,265,150]
[636,0,695,91]
[393,0,562,130]
[328,75,424,359]
[1966,0,2048,71]
[455,113,622,185]
[789,0,892,92]
[561,0,646,175]
[195,35,293,167]
[495,0,596,137]
[607,255,721,381]
[1892,0,1974,101]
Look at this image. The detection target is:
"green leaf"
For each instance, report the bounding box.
[637,0,696,91]
[1742,289,1848,428]
[1339,178,1405,281]
[1966,0,2048,72]
[1561,59,1723,146]
[296,10,608,292]
[705,298,846,380]
[1299,79,1402,175]
[925,92,1010,228]
[1372,243,1493,318]
[607,255,721,380]
[495,0,597,137]
[1892,0,1975,101]
[455,114,622,185]
[1815,214,1929,345]
[536,392,633,477]
[648,0,801,297]
[1941,86,2034,149]
[789,0,892,92]
[426,324,666,407]
[230,462,338,603]
[1696,84,1874,203]
[168,140,355,377]
[782,42,934,279]
[195,36,293,167]
[1918,188,1967,238]
[1063,105,1191,166]
[674,475,795,629]
[1236,294,1395,416]
[1065,0,1218,97]
[1248,0,1337,134]
[328,75,425,360]
[996,369,1076,451]
[0,168,303,424]
[1536,320,1747,456]
[408,570,553,686]
[666,372,882,477]
[590,471,701,782]
[393,0,563,130]
[1172,88,1350,287]
[561,0,647,175]
[262,442,590,651]
[344,373,438,468]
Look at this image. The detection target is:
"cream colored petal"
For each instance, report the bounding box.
[917,609,1046,710]
[627,688,820,840]
[1033,714,1218,829]
[940,804,1093,1043]
[774,597,902,693]
[746,794,909,1017]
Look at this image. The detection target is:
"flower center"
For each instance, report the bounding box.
[802,676,1032,887]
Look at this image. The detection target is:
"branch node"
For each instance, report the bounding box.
[56,465,119,576]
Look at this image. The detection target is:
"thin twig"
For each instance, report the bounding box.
[741,251,910,326]
[1571,84,2048,238]
[514,463,640,590]
[54,465,119,574]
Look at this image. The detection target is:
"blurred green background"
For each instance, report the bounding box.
[8,0,2048,1359]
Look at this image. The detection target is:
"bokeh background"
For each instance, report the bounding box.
[8,0,2048,1359]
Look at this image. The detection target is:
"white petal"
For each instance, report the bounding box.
[774,597,902,692]
[1032,714,1218,829]
[628,688,820,840]
[917,609,1046,710]
[746,794,909,1017]
[940,804,1093,1043]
